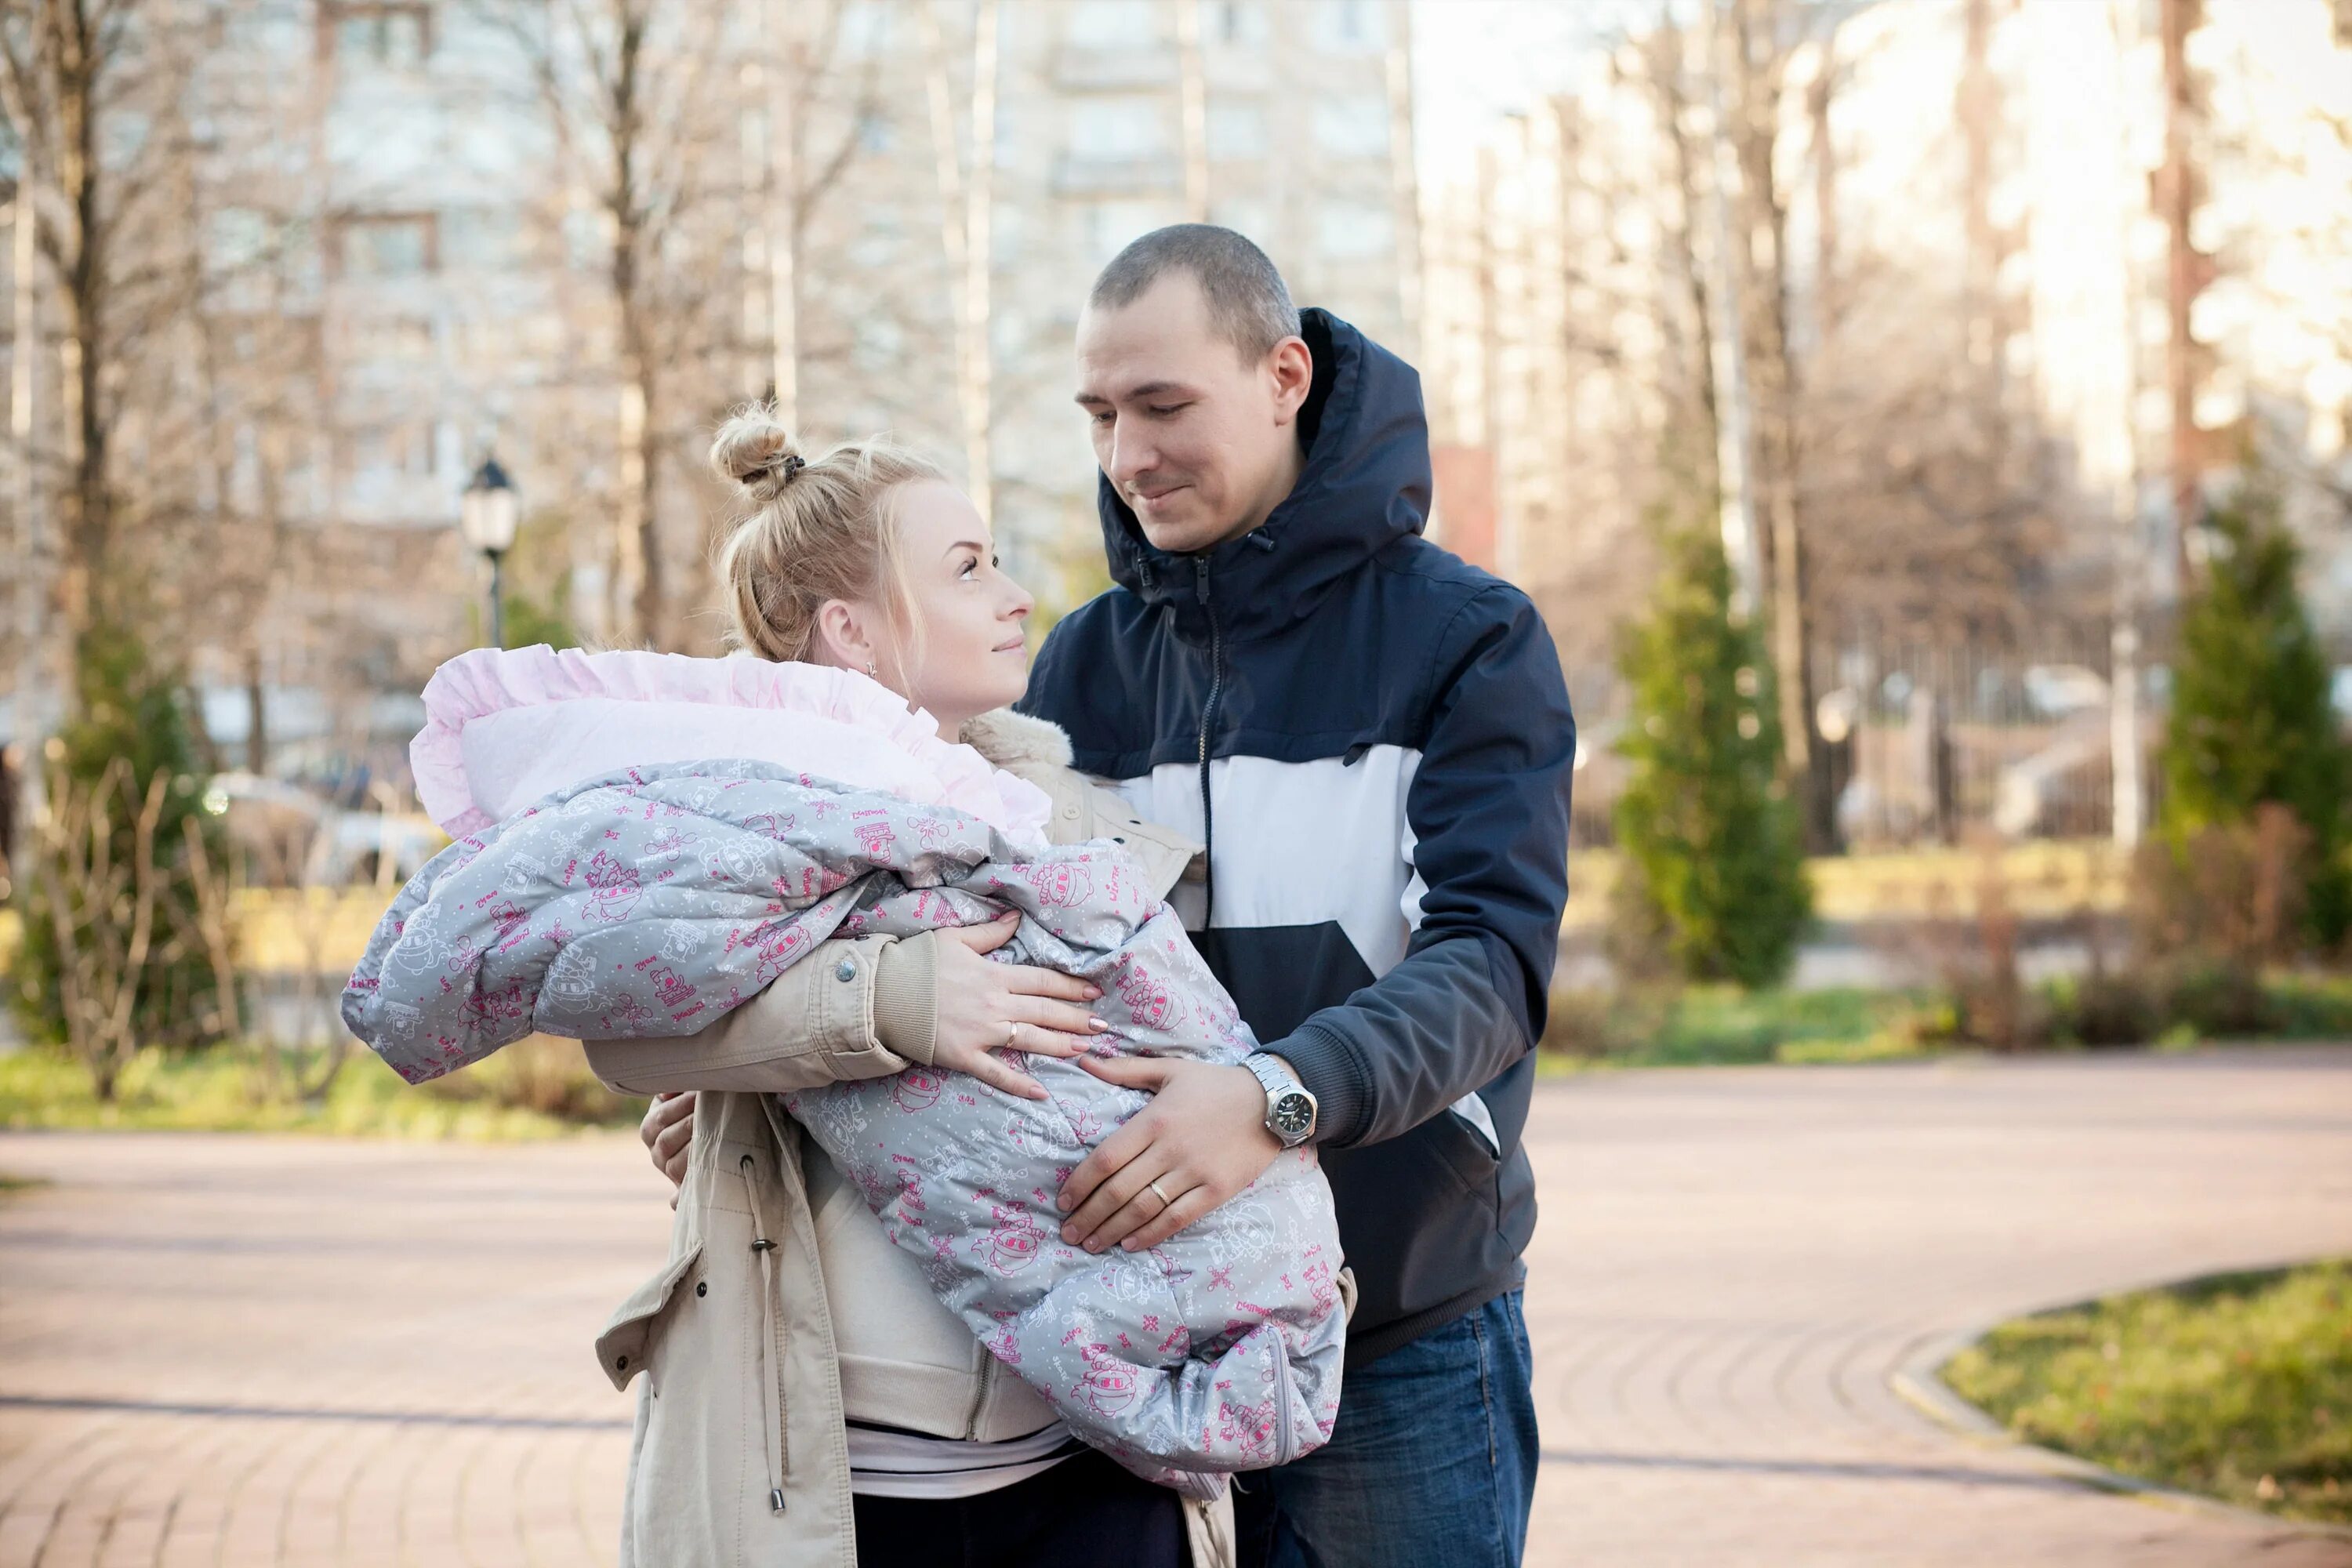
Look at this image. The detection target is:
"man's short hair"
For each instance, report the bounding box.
[1088,224,1302,361]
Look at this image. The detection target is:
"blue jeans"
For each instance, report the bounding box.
[1234,1290,1538,1568]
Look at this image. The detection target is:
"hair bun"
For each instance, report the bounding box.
[712,405,806,504]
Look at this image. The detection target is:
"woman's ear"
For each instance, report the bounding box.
[811,599,878,675]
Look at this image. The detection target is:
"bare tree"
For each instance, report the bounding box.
[745,0,875,428]
[495,0,738,649]
[918,0,1000,528]
[0,0,210,697]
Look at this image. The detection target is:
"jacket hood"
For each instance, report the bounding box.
[1095,309,1432,643]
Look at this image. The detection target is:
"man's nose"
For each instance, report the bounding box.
[1107,426,1154,486]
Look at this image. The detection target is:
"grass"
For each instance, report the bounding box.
[1538,984,1933,1072]
[1541,971,2352,1075]
[1943,1261,2352,1525]
[0,1036,645,1142]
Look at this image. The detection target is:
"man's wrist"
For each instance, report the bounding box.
[1257,1025,1365,1146]
[1243,1052,1319,1147]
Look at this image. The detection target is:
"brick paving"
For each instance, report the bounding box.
[2,1046,2349,1566]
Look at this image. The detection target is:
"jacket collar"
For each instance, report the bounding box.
[1094,309,1433,645]
[960,707,1073,771]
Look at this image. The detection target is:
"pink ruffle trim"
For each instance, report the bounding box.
[411,645,1053,840]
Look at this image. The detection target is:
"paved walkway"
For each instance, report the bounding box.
[2,1046,2347,1566]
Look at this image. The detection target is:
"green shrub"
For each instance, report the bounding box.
[2158,471,2350,946]
[1612,523,1813,988]
[9,622,230,1069]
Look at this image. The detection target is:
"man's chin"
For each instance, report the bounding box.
[1134,508,1223,556]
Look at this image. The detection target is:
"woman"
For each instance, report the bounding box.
[583,408,1236,1568]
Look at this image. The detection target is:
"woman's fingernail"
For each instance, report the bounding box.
[1087,1017,1108,1032]
[1084,985,1102,999]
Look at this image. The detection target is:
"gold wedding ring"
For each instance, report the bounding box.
[1147,1178,1172,1207]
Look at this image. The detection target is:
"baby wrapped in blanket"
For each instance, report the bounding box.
[343,646,1345,1496]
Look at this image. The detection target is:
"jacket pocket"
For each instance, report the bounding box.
[1416,1105,1502,1210]
[595,1238,706,1396]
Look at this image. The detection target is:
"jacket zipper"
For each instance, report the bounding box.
[741,1153,789,1512]
[962,1348,997,1439]
[1194,555,1224,930]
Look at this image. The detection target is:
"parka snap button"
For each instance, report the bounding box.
[616,1355,628,1370]
[1061,805,1080,820]
[695,1280,707,1297]
[835,960,857,982]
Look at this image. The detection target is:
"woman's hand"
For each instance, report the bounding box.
[930,914,1108,1102]
[641,1091,695,1207]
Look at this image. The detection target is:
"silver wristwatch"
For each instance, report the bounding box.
[1243,1054,1319,1148]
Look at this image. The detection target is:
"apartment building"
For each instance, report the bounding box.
[28,0,1421,792]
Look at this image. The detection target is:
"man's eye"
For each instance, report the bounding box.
[1089,410,1113,426]
[1149,404,1186,417]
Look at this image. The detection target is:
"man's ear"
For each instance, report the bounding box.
[1267,336,1313,425]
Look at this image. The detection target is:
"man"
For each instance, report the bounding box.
[1032,224,1575,1566]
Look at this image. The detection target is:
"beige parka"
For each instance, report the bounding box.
[583,709,1234,1568]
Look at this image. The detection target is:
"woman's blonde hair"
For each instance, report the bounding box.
[710,403,946,669]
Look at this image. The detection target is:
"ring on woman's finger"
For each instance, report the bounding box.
[1004,1023,1021,1050]
[1146,1178,1173,1208]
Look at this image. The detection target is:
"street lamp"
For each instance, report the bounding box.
[459,455,520,649]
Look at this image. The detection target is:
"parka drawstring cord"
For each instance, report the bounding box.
[741,1153,789,1512]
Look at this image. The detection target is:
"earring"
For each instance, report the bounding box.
[866,659,878,678]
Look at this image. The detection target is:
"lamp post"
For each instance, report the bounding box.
[459,455,520,649]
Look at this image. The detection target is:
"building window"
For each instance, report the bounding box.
[1068,0,1158,49]
[336,214,437,277]
[1317,203,1393,260]
[1085,200,1183,264]
[1313,97,1390,160]
[1216,2,1268,46]
[347,314,437,361]
[324,3,432,67]
[1316,0,1384,52]
[1210,198,1272,249]
[1068,97,1172,162]
[1207,103,1266,161]
[343,423,438,485]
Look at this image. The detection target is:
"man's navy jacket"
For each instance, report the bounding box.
[1022,308,1577,1363]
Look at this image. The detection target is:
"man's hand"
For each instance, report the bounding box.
[1055,1056,1280,1254]
[932,915,1105,1101]
[641,1091,695,1208]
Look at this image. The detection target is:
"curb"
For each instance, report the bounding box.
[1889,1321,2352,1543]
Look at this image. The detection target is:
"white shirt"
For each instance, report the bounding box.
[845,1419,1078,1501]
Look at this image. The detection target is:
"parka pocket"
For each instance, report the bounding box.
[595,1238,706,1396]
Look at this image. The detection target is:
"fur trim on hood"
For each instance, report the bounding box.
[960,707,1074,772]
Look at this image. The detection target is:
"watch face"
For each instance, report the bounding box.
[1270,1091,1315,1139]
